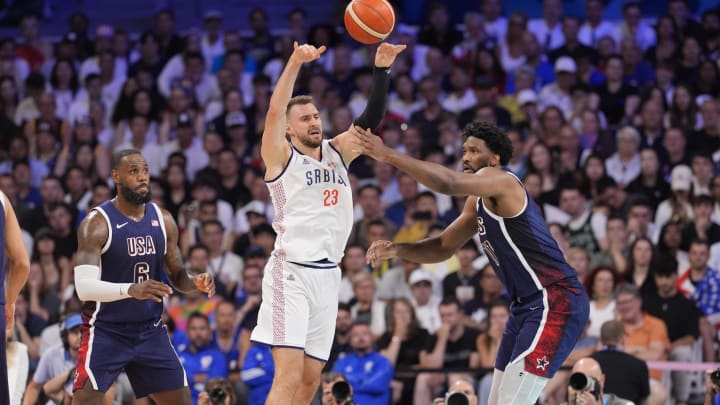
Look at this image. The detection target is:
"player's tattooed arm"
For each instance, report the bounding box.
[75,211,108,266]
[162,209,215,296]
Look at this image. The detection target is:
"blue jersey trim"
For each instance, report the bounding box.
[265,144,294,184]
[288,260,337,269]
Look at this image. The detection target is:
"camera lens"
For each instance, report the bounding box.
[569,372,590,391]
[332,381,351,401]
[446,392,470,405]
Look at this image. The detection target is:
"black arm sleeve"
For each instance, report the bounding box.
[353,66,391,131]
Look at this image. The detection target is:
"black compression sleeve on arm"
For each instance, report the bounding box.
[353,66,391,130]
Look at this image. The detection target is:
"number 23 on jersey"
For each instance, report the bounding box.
[323,188,339,206]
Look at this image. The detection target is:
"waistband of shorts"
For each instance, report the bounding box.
[287,258,338,269]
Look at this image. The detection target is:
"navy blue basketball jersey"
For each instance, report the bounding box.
[0,193,6,305]
[476,177,579,300]
[82,200,167,325]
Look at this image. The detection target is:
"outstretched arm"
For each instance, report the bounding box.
[351,126,517,198]
[261,42,326,179]
[367,197,478,266]
[161,209,215,296]
[333,43,406,163]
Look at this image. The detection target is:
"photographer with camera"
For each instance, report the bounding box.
[433,379,479,405]
[331,322,393,405]
[566,358,633,405]
[198,378,237,405]
[705,369,720,405]
[319,372,354,405]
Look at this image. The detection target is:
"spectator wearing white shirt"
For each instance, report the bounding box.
[528,0,565,52]
[441,66,477,114]
[481,0,508,47]
[338,245,370,305]
[350,272,387,338]
[579,0,617,47]
[201,11,225,68]
[163,112,209,180]
[199,219,243,297]
[113,115,165,177]
[78,26,127,83]
[614,2,657,51]
[388,73,424,121]
[539,56,576,119]
[605,126,642,188]
[409,269,441,333]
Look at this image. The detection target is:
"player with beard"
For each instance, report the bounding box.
[72,149,215,405]
[250,41,405,405]
[353,122,590,405]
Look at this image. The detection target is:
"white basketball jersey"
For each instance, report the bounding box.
[266,140,353,263]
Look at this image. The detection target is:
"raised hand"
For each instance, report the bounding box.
[291,41,327,63]
[128,279,173,302]
[374,43,407,68]
[350,125,391,161]
[193,272,216,297]
[366,240,396,268]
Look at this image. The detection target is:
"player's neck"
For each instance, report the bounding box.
[113,197,145,221]
[293,141,322,161]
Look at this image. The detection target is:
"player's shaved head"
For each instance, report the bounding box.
[572,358,603,381]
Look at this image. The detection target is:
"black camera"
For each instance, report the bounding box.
[332,381,355,405]
[711,368,720,386]
[569,372,601,401]
[445,391,471,405]
[209,387,227,405]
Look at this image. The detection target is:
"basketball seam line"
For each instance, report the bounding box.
[346,3,389,39]
[356,0,395,30]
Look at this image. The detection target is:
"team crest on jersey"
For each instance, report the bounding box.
[328,162,337,170]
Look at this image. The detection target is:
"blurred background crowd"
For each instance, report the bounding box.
[3,0,720,404]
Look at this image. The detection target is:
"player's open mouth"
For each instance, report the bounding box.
[463,166,474,173]
[310,129,321,135]
[136,185,148,192]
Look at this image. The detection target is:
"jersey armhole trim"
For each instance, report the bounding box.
[265,144,294,184]
[0,190,6,212]
[150,203,168,255]
[93,207,113,254]
[327,140,349,171]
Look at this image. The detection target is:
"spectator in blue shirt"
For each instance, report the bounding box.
[332,322,393,405]
[241,342,274,405]
[179,312,228,404]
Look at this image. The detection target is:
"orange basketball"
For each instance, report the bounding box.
[344,0,395,44]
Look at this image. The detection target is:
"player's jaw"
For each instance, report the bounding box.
[298,126,323,148]
[119,181,152,205]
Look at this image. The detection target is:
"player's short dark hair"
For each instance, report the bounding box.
[112,149,142,169]
[461,121,513,165]
[286,95,314,115]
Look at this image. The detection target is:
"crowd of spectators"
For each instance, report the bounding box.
[4,0,720,404]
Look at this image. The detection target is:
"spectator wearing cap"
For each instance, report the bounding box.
[24,314,114,405]
[655,164,694,230]
[605,126,642,188]
[409,269,441,333]
[163,112,210,181]
[201,10,225,68]
[539,56,577,119]
[579,0,617,48]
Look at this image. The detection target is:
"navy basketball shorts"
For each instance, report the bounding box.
[495,283,590,379]
[73,318,188,398]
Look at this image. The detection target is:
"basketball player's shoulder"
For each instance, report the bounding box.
[79,208,109,238]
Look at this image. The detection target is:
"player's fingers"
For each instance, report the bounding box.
[293,41,299,50]
[317,45,327,54]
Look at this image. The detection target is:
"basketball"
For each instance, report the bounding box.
[344,0,395,44]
